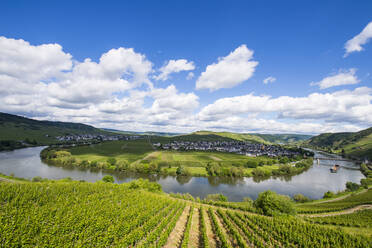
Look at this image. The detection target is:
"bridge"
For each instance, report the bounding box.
[315,157,352,162]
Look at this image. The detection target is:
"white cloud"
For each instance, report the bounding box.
[196,45,258,91]
[263,76,276,84]
[0,36,72,83]
[198,87,372,126]
[344,21,372,56]
[154,59,195,81]
[47,47,153,106]
[310,69,359,89]
[186,72,194,80]
[0,36,371,134]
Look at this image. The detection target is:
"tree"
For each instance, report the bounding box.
[246,160,258,168]
[32,176,43,182]
[293,193,309,203]
[176,166,190,176]
[102,175,114,183]
[323,191,335,199]
[243,197,253,204]
[345,181,360,192]
[107,157,117,166]
[254,190,295,216]
[205,193,228,202]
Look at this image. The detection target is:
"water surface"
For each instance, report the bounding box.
[0,146,365,201]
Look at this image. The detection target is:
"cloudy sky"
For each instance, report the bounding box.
[0,1,372,134]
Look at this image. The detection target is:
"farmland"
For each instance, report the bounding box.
[0,177,371,247]
[41,139,313,177]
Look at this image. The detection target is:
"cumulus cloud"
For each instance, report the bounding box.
[310,69,359,89]
[344,21,372,56]
[196,45,258,91]
[0,36,370,134]
[0,36,72,83]
[263,76,276,84]
[47,47,153,106]
[0,36,199,132]
[186,72,194,80]
[198,87,372,126]
[154,59,195,81]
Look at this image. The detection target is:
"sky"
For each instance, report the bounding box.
[0,0,372,134]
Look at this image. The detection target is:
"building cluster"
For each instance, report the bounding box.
[153,140,300,157]
[55,134,142,142]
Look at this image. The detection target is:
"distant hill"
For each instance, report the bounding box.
[0,112,110,145]
[252,133,312,144]
[305,127,372,160]
[101,128,183,137]
[188,131,311,144]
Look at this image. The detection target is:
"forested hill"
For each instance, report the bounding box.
[0,112,109,145]
[305,127,372,160]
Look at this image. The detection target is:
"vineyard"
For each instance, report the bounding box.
[295,188,372,213]
[305,209,372,228]
[0,180,371,247]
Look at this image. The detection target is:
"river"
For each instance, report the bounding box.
[0,146,365,201]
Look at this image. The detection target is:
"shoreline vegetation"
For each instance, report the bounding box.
[39,140,314,178]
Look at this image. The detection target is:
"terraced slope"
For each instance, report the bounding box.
[305,127,372,160]
[0,179,371,247]
[295,188,372,214]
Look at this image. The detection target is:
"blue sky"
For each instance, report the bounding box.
[0,0,372,134]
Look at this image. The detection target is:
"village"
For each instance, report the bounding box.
[55,134,142,142]
[152,140,302,157]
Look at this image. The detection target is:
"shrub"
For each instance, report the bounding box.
[107,157,117,166]
[243,197,253,204]
[128,179,162,192]
[323,191,335,199]
[360,178,372,189]
[32,176,43,182]
[254,190,295,216]
[246,160,258,168]
[102,175,115,183]
[205,193,228,202]
[252,167,271,177]
[293,193,310,203]
[176,166,190,176]
[345,181,360,192]
[279,156,290,164]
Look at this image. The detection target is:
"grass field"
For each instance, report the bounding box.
[69,140,154,163]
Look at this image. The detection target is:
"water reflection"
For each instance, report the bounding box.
[0,146,365,201]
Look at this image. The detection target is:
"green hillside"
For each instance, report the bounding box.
[0,178,370,247]
[0,112,110,145]
[253,133,312,144]
[186,131,311,144]
[305,127,372,160]
[192,131,269,143]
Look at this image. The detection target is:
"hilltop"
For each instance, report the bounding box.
[305,127,372,160]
